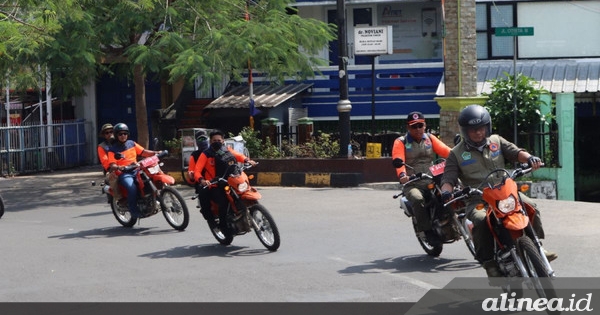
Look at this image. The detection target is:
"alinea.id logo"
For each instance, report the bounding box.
[482,292,593,312]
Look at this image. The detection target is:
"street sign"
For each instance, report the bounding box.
[495,27,534,37]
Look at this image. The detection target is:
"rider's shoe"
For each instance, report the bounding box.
[482,260,503,278]
[543,249,558,262]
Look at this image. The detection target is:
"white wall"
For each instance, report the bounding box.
[519,1,600,58]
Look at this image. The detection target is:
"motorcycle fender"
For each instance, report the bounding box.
[241,188,261,201]
[503,212,529,231]
[153,174,175,185]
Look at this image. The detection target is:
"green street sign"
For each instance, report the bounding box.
[495,27,534,37]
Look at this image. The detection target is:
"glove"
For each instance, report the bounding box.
[441,191,453,203]
[527,155,542,167]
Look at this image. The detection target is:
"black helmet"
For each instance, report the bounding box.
[113,123,129,135]
[458,104,491,147]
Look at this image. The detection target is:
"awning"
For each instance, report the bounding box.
[436,58,600,96]
[206,83,313,109]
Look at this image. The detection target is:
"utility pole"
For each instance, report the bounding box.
[336,0,351,157]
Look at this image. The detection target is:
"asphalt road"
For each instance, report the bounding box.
[0,166,598,302]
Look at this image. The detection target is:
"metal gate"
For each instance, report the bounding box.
[0,121,88,176]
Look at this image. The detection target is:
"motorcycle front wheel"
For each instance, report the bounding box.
[160,186,190,231]
[413,218,443,257]
[517,236,558,302]
[250,204,280,251]
[110,198,136,227]
[456,213,476,257]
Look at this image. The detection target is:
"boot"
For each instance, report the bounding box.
[543,249,558,262]
[482,260,503,278]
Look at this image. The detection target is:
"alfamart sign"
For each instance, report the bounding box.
[354,26,393,56]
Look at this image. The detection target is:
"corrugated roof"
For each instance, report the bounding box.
[437,58,600,95]
[206,83,313,109]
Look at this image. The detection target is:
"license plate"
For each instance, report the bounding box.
[429,161,445,176]
[147,164,161,174]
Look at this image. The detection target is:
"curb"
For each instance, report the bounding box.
[165,170,390,188]
[248,172,365,187]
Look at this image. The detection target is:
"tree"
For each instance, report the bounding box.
[2,0,336,148]
[483,73,553,147]
[89,0,336,147]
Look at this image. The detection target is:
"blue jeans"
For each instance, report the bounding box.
[118,171,140,218]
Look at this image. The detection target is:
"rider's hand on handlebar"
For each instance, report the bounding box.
[399,175,409,185]
[527,155,543,170]
[441,191,453,203]
[199,179,209,187]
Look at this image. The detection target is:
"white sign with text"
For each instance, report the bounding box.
[354,26,393,56]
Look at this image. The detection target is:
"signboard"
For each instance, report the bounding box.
[495,27,534,37]
[354,26,393,56]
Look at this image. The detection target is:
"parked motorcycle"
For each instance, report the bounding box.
[393,158,476,257]
[444,165,556,299]
[101,150,190,230]
[195,162,280,251]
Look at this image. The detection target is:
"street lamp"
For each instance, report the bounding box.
[337,0,351,158]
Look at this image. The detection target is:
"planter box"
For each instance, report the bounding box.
[162,156,398,187]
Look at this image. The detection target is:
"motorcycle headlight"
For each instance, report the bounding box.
[497,195,517,214]
[237,182,249,193]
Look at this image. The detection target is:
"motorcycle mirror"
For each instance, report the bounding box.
[114,152,123,160]
[392,158,405,168]
[153,137,159,150]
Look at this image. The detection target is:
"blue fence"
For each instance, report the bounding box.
[299,63,444,119]
[0,120,88,175]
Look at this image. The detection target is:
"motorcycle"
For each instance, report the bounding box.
[444,165,557,299]
[194,162,280,251]
[100,150,190,230]
[393,158,476,257]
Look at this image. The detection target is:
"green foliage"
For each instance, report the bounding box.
[233,127,263,158]
[163,137,182,154]
[231,127,339,159]
[483,73,553,138]
[301,132,340,158]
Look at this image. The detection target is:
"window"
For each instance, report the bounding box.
[476,2,516,60]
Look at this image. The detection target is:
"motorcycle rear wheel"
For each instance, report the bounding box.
[181,168,195,187]
[413,219,443,257]
[250,204,280,251]
[160,186,190,231]
[110,198,136,227]
[209,219,234,246]
[517,236,558,302]
[0,194,4,218]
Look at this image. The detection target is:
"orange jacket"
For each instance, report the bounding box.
[107,140,145,167]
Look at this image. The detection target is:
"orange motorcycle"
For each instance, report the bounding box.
[102,151,190,230]
[445,165,556,298]
[196,162,280,251]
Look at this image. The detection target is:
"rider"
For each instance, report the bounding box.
[187,130,210,187]
[193,130,256,232]
[107,123,160,219]
[440,104,557,277]
[97,123,122,201]
[392,111,451,243]
[187,130,211,222]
